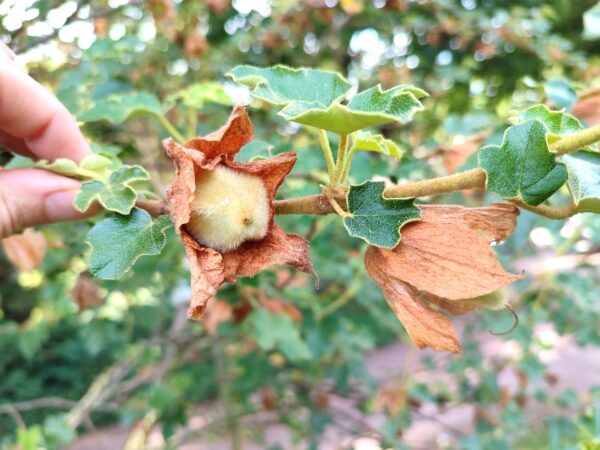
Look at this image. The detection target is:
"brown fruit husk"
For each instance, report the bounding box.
[164,106,315,320]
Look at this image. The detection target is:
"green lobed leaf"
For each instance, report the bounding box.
[78,92,163,124]
[478,119,567,206]
[229,65,426,134]
[279,85,426,134]
[228,65,352,107]
[349,131,403,159]
[247,309,311,361]
[343,181,421,248]
[74,166,149,214]
[562,150,600,213]
[519,104,592,150]
[87,208,171,280]
[166,81,233,110]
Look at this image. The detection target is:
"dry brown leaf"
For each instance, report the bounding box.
[375,384,407,417]
[2,228,47,272]
[573,94,600,126]
[71,274,103,310]
[365,203,520,353]
[439,133,487,174]
[205,0,230,15]
[164,106,314,320]
[184,32,207,59]
[366,251,461,352]
[261,297,303,322]
[203,299,233,334]
[376,203,520,300]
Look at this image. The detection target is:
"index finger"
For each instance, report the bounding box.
[0,45,91,163]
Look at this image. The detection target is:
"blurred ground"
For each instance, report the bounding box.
[68,321,600,450]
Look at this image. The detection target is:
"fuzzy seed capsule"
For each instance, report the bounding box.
[187,165,270,252]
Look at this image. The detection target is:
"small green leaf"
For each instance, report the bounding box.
[562,150,600,213]
[166,82,233,110]
[247,309,311,361]
[520,104,591,150]
[350,131,403,159]
[87,208,171,280]
[74,166,149,214]
[343,181,421,248]
[478,119,567,206]
[36,154,113,179]
[78,92,163,124]
[229,65,426,134]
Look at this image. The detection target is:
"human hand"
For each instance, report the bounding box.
[0,43,92,238]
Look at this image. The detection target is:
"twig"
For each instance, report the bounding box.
[550,124,600,155]
[318,129,335,180]
[510,199,577,220]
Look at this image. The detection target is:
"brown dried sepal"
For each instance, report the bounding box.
[365,203,520,353]
[164,106,314,320]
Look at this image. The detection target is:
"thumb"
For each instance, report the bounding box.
[0,169,92,238]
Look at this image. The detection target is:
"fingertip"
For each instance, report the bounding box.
[25,106,92,163]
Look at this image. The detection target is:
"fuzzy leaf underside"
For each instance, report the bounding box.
[350,131,403,159]
[36,154,113,179]
[478,119,567,206]
[562,150,600,213]
[229,65,426,134]
[343,181,421,248]
[87,208,171,280]
[74,166,149,214]
[78,92,163,124]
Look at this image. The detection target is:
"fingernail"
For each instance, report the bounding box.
[44,189,83,223]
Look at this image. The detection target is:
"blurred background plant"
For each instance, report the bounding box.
[1,0,600,449]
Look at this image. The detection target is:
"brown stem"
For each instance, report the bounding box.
[274,168,486,215]
[135,199,169,217]
[385,168,485,198]
[510,199,577,220]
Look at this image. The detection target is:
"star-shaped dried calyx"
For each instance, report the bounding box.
[164,105,315,319]
[365,202,520,353]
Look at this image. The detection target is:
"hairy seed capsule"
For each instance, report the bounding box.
[187,166,270,252]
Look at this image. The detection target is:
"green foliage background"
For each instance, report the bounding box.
[1,0,600,449]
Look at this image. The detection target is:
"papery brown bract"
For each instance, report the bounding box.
[365,203,520,353]
[164,106,314,320]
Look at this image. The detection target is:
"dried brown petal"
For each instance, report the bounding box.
[184,105,253,167]
[376,204,519,300]
[261,297,303,322]
[365,248,461,352]
[182,233,224,319]
[71,274,103,310]
[364,204,520,352]
[222,225,314,282]
[203,299,233,334]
